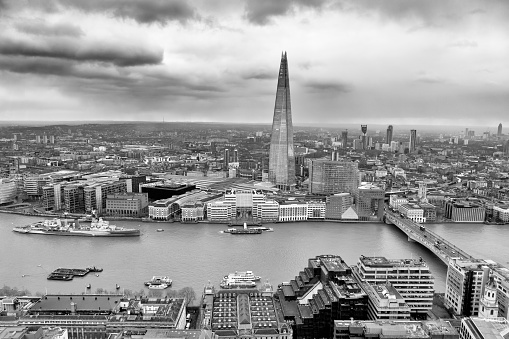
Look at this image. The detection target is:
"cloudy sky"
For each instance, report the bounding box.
[0,0,508,126]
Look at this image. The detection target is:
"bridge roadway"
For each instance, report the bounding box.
[383,208,475,265]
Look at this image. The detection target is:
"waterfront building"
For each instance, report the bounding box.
[421,202,437,222]
[278,201,308,222]
[224,188,265,220]
[21,294,186,338]
[307,201,326,219]
[355,183,385,221]
[398,204,426,223]
[105,192,148,217]
[63,184,84,213]
[207,200,234,222]
[0,178,17,204]
[444,258,491,316]
[444,199,486,222]
[493,205,509,222]
[180,202,205,222]
[201,283,292,338]
[84,180,126,214]
[24,176,51,198]
[334,319,459,339]
[460,317,509,339]
[353,256,434,318]
[268,52,295,191]
[360,282,411,320]
[308,160,359,195]
[325,193,354,220]
[386,125,393,144]
[256,199,280,222]
[277,255,368,338]
[148,198,172,220]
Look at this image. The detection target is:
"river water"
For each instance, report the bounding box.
[1,213,508,298]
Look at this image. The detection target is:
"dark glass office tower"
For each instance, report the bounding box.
[269,52,295,190]
[386,125,393,144]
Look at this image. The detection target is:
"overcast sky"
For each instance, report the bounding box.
[0,0,508,127]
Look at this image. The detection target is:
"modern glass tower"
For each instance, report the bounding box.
[269,52,295,190]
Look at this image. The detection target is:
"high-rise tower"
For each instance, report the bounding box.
[361,125,367,150]
[410,129,417,153]
[498,123,502,136]
[386,125,393,145]
[269,52,295,190]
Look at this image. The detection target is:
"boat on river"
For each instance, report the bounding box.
[220,270,261,289]
[223,223,263,234]
[13,218,140,237]
[144,276,172,289]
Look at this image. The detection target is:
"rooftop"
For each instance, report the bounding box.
[360,256,429,268]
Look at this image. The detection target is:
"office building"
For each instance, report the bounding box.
[268,52,295,190]
[386,125,393,144]
[361,125,368,149]
[83,180,127,214]
[355,183,385,221]
[445,199,486,222]
[398,204,426,223]
[326,193,355,220]
[0,178,17,204]
[105,192,148,217]
[224,188,265,220]
[460,317,509,339]
[277,255,368,339]
[201,283,292,338]
[309,160,359,195]
[498,123,503,136]
[410,129,417,153]
[224,148,230,168]
[353,256,434,318]
[342,130,348,149]
[361,282,411,320]
[444,258,491,316]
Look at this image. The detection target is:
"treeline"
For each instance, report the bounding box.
[0,285,31,296]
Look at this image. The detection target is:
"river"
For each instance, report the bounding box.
[1,213,508,299]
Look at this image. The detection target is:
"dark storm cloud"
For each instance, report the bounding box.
[244,0,327,25]
[304,80,353,93]
[54,0,197,25]
[0,36,163,66]
[16,21,84,37]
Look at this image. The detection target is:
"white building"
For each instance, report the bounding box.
[256,200,279,222]
[0,179,17,204]
[398,203,426,223]
[148,199,172,220]
[362,282,411,320]
[279,202,308,222]
[389,195,408,209]
[460,317,509,339]
[353,256,434,317]
[207,201,234,222]
[307,201,326,219]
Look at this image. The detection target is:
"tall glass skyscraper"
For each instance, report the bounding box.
[269,52,295,190]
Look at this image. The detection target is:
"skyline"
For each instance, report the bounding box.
[0,0,508,125]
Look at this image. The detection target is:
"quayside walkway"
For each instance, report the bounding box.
[383,208,475,265]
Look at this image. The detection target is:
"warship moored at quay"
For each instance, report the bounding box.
[13,218,140,237]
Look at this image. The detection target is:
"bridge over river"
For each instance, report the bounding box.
[384,208,475,265]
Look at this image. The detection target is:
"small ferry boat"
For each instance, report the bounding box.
[223,271,261,282]
[13,218,140,237]
[144,276,172,289]
[220,279,256,289]
[224,223,262,235]
[250,226,274,232]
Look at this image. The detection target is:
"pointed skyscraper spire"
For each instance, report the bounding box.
[269,52,295,190]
